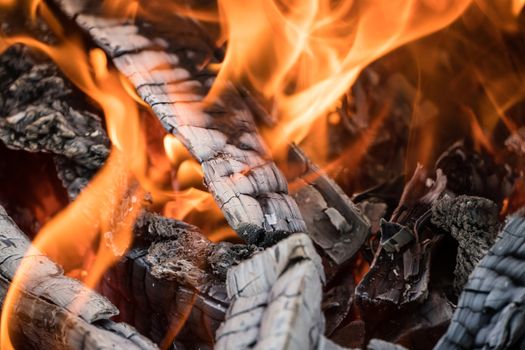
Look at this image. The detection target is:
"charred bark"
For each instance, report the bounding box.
[355,166,447,319]
[0,205,157,350]
[50,0,306,245]
[287,144,370,267]
[435,215,525,350]
[0,45,110,199]
[431,195,499,296]
[100,211,255,348]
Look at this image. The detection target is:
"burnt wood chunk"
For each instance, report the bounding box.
[215,233,339,350]
[288,144,370,265]
[356,167,447,318]
[51,0,306,245]
[0,46,110,199]
[435,215,525,350]
[431,195,499,296]
[100,212,254,347]
[0,205,157,350]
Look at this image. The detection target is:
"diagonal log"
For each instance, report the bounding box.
[0,205,157,350]
[50,0,306,245]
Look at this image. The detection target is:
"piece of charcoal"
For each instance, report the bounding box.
[101,211,255,347]
[431,195,499,296]
[0,45,110,199]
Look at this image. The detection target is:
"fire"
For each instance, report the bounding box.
[211,0,473,153]
[0,0,511,347]
[0,2,148,348]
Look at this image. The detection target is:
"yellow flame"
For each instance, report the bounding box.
[209,0,473,154]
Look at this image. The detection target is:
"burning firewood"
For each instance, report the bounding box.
[0,205,157,349]
[0,45,110,200]
[100,211,255,348]
[50,0,306,246]
[355,166,447,318]
[214,233,343,350]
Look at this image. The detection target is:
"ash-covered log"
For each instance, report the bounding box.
[100,211,255,348]
[0,45,110,199]
[214,233,342,350]
[0,205,157,350]
[50,0,306,246]
[435,215,525,349]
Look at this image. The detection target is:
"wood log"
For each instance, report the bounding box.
[0,45,110,199]
[355,166,447,319]
[287,144,370,266]
[431,195,499,296]
[0,205,157,350]
[100,211,255,348]
[214,233,342,350]
[50,0,306,246]
[435,215,525,349]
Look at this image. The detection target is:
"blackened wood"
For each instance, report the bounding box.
[367,339,408,350]
[100,212,254,347]
[288,144,370,265]
[0,46,110,199]
[215,233,341,350]
[0,205,157,350]
[50,0,306,245]
[431,195,499,296]
[435,215,525,350]
[355,167,447,319]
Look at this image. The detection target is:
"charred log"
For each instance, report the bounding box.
[50,0,306,245]
[431,195,499,296]
[100,211,255,348]
[0,205,156,350]
[355,166,447,319]
[435,215,525,349]
[0,45,110,199]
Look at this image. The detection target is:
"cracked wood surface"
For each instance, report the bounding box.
[215,233,344,350]
[51,0,306,245]
[435,215,525,349]
[0,205,157,350]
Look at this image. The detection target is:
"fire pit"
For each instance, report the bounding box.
[0,0,524,349]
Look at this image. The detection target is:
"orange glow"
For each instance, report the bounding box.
[0,2,148,348]
[210,0,472,153]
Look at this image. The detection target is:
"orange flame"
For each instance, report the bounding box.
[210,0,473,153]
[0,3,148,348]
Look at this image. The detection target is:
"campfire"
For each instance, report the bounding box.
[0,0,524,349]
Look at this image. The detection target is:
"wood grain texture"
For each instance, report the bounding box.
[435,215,525,350]
[0,205,157,350]
[215,233,343,350]
[51,0,306,245]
